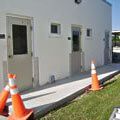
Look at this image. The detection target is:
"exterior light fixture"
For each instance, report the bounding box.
[75,0,82,4]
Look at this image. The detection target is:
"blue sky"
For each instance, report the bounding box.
[107,0,120,30]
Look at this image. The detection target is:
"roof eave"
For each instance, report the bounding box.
[102,0,112,6]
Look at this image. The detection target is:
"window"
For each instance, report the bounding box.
[72,31,80,51]
[51,23,61,34]
[86,28,92,37]
[12,24,28,55]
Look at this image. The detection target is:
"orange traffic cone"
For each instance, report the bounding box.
[0,84,10,116]
[90,61,103,91]
[8,74,34,120]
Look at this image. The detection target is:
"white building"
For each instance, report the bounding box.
[0,0,112,91]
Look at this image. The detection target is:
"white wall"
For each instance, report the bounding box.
[82,0,112,69]
[0,0,112,86]
[0,15,7,90]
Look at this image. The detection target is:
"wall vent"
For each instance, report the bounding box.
[50,75,55,83]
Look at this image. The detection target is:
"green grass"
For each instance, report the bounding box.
[40,75,120,120]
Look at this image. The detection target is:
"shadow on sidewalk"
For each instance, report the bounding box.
[21,64,120,95]
[7,91,56,106]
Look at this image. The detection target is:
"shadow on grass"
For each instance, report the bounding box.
[102,80,116,87]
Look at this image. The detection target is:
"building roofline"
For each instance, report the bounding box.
[102,0,112,6]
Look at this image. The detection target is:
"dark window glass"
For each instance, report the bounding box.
[73,31,79,51]
[12,24,28,55]
[87,29,92,37]
[51,24,58,34]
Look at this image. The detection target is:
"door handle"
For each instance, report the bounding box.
[8,55,13,58]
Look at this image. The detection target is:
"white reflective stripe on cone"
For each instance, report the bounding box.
[4,85,10,91]
[9,78,15,87]
[10,88,19,95]
[91,69,96,74]
[118,108,120,113]
[91,62,95,70]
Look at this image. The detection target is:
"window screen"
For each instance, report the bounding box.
[12,24,28,55]
[87,28,92,37]
[51,23,61,34]
[51,25,58,33]
[72,31,80,51]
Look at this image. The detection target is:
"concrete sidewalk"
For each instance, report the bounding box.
[2,63,120,119]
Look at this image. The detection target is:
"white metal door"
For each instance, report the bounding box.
[7,16,33,91]
[70,26,82,75]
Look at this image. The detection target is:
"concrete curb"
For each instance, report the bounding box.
[109,108,118,120]
[35,84,91,119]
[100,70,120,84]
[35,70,120,119]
